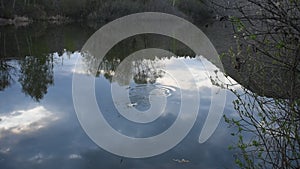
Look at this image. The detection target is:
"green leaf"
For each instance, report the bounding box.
[276,41,285,49]
[250,34,257,40]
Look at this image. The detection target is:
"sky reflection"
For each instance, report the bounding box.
[0,51,241,169]
[0,106,57,135]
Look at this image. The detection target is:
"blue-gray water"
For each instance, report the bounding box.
[0,51,242,169]
[0,22,243,169]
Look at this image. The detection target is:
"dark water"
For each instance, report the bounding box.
[0,20,246,169]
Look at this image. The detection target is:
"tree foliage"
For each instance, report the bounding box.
[0,0,207,22]
[210,0,300,168]
[18,55,54,101]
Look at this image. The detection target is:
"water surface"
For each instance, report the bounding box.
[0,22,243,169]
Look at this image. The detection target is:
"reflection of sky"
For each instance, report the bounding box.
[0,51,241,169]
[0,106,57,135]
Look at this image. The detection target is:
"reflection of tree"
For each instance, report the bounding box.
[18,55,54,101]
[0,22,93,101]
[0,60,17,90]
[90,56,165,85]
[132,59,164,84]
[82,34,194,84]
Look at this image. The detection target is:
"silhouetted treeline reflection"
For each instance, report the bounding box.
[0,59,16,90]
[0,23,95,58]
[19,56,54,101]
[82,34,194,84]
[0,23,94,101]
[1,25,299,101]
[0,54,54,101]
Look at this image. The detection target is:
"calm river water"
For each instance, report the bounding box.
[0,19,245,169]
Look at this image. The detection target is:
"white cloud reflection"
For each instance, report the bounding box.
[0,106,58,135]
[28,153,54,164]
[29,153,45,163]
[160,56,242,90]
[69,154,82,160]
[0,147,10,154]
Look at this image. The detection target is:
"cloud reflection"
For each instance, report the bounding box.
[69,154,82,160]
[0,106,58,135]
[28,153,51,164]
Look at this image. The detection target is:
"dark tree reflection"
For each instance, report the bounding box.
[132,59,164,84]
[82,34,194,85]
[92,57,165,85]
[0,60,17,90]
[18,55,54,101]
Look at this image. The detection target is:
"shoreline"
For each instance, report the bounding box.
[0,15,72,27]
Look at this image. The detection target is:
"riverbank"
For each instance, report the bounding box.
[0,15,72,27]
[0,0,212,26]
[0,16,31,26]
